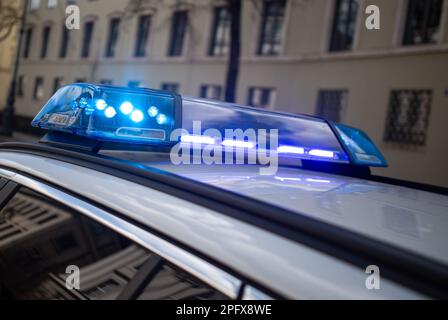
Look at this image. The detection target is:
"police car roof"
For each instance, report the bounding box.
[102,150,448,267]
[1,143,447,297]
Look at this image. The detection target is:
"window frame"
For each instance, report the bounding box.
[402,0,444,46]
[40,25,52,59]
[105,17,121,58]
[383,89,433,146]
[23,27,33,59]
[247,86,277,109]
[315,89,348,123]
[208,6,232,57]
[257,0,287,56]
[81,20,95,59]
[167,10,188,57]
[59,24,70,58]
[329,0,359,52]
[134,15,151,58]
[33,76,44,100]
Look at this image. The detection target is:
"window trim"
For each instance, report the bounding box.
[208,6,231,57]
[328,0,360,52]
[0,167,241,299]
[134,14,151,58]
[167,10,188,57]
[256,0,287,56]
[403,0,445,46]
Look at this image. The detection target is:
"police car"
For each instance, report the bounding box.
[0,83,446,300]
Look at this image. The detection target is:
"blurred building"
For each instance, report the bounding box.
[8,0,448,187]
[0,0,21,108]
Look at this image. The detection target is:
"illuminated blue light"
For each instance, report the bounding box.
[120,101,134,115]
[131,110,144,123]
[277,146,305,154]
[148,106,159,118]
[222,140,255,149]
[156,114,167,125]
[96,99,107,111]
[308,149,334,158]
[105,106,117,118]
[306,178,331,183]
[181,135,215,144]
[275,177,302,182]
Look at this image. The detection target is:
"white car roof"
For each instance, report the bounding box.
[119,157,448,267]
[0,150,426,299]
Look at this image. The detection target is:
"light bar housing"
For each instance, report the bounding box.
[32,83,181,145]
[31,83,387,168]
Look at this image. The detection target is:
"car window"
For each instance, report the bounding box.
[0,188,229,300]
[137,263,228,300]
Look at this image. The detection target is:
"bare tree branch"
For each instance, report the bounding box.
[0,1,20,42]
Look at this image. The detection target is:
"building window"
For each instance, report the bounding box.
[48,0,57,8]
[127,81,141,88]
[53,77,65,93]
[200,85,223,100]
[100,79,113,85]
[384,90,432,146]
[59,25,69,58]
[161,83,179,93]
[315,90,348,122]
[40,25,51,58]
[105,18,120,58]
[134,15,151,57]
[30,0,40,10]
[23,28,33,59]
[168,11,188,57]
[257,0,287,56]
[329,0,359,52]
[209,6,231,56]
[33,77,44,100]
[17,75,26,97]
[81,21,94,58]
[247,87,276,108]
[403,0,444,45]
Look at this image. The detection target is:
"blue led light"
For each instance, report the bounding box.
[181,135,215,144]
[131,110,144,123]
[156,114,167,125]
[120,101,134,115]
[277,146,305,154]
[148,106,159,118]
[105,106,117,118]
[222,140,255,149]
[308,149,334,158]
[96,99,107,111]
[31,83,180,146]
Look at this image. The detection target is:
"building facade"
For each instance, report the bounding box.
[0,0,21,108]
[11,0,448,187]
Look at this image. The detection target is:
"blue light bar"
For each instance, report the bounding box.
[31,83,181,145]
[31,83,386,168]
[181,97,351,164]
